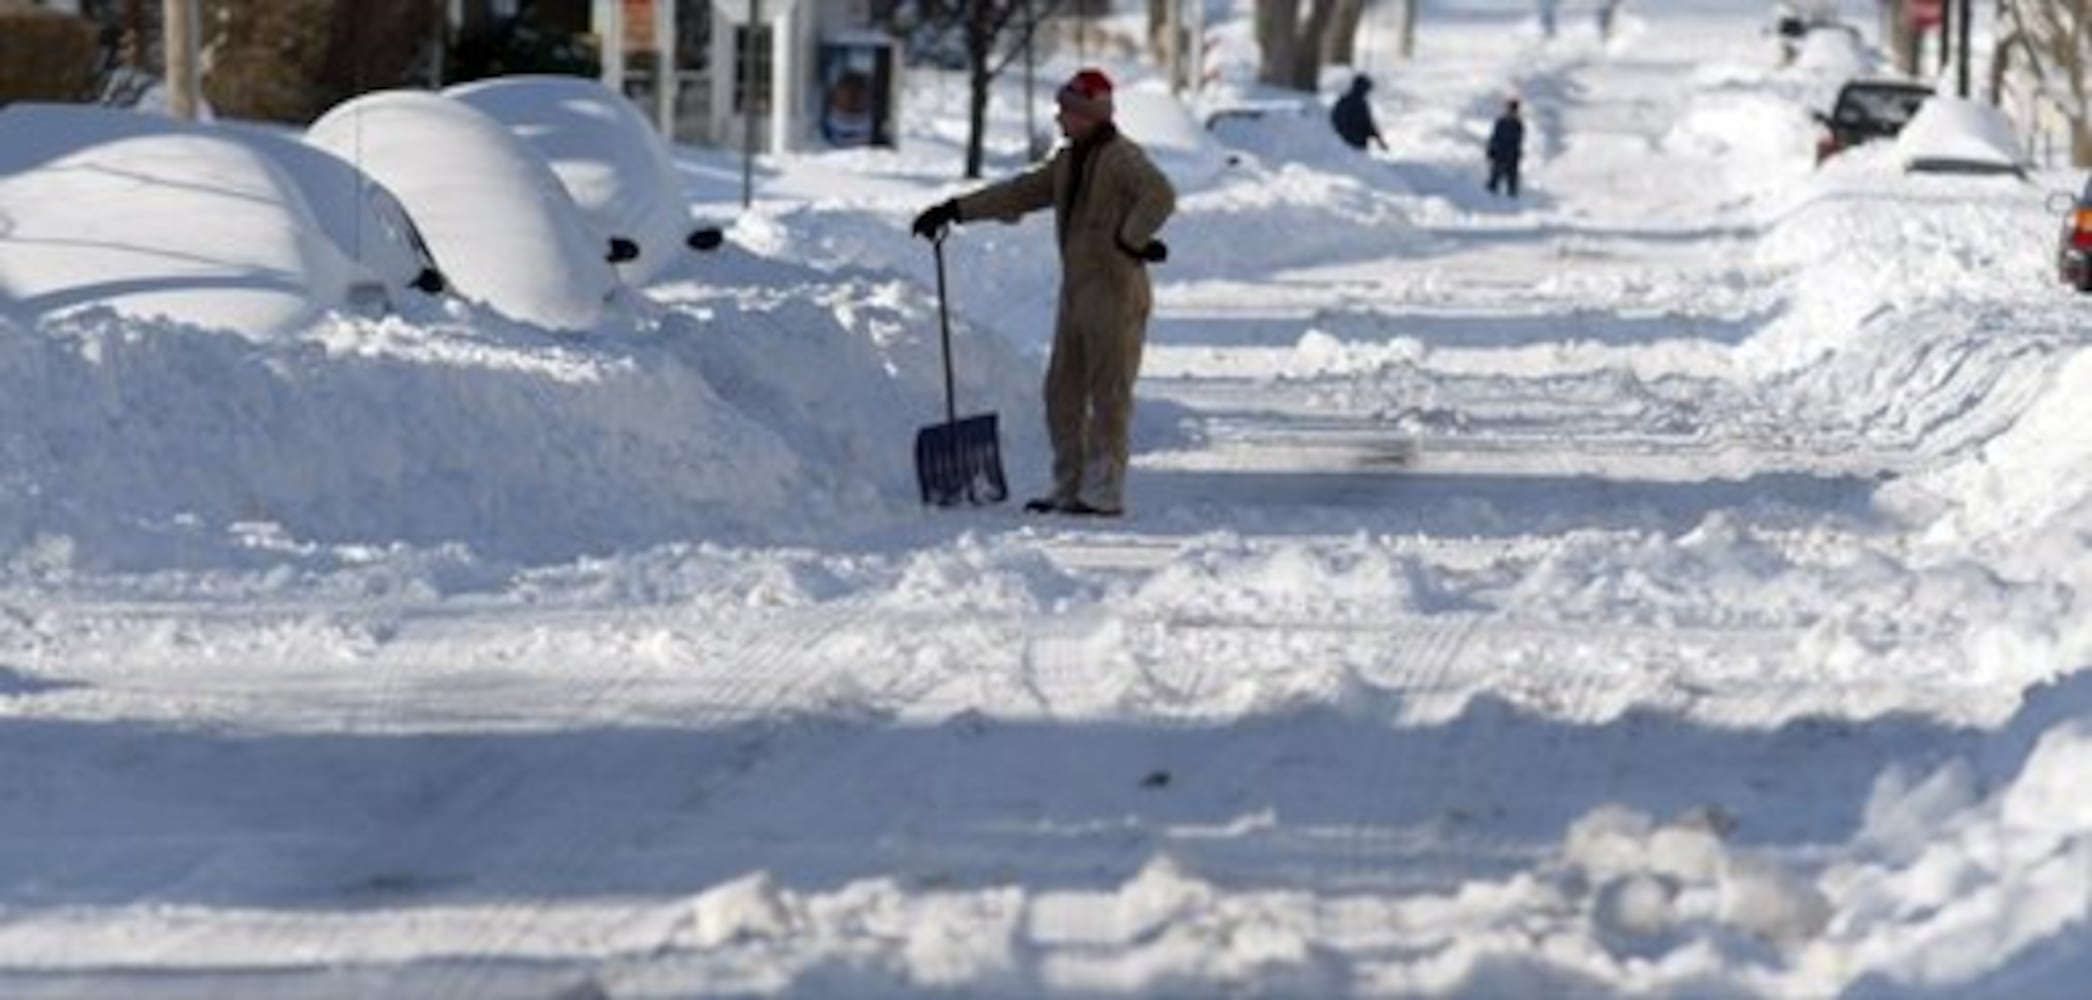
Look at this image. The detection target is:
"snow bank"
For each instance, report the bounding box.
[1891,343,2092,550]
[0,309,825,571]
[1802,716,2092,994]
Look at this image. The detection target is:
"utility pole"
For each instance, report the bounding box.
[1954,0,1971,98]
[1163,0,1181,93]
[600,0,625,95]
[655,0,678,139]
[742,0,760,208]
[1938,0,1951,75]
[162,0,199,120]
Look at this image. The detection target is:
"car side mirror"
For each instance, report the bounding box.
[1811,110,1829,125]
[687,227,724,252]
[410,267,446,294]
[607,237,641,263]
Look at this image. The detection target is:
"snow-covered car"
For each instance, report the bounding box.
[2047,177,2092,292]
[0,104,365,337]
[306,89,624,333]
[1115,84,1232,189]
[0,104,442,310]
[1814,78,1931,165]
[1792,23,1867,81]
[446,75,717,285]
[1893,95,2027,177]
[1789,23,1872,108]
[217,121,446,300]
[1772,0,1841,63]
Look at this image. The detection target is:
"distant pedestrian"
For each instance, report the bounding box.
[1486,97,1525,198]
[1536,0,1558,38]
[1597,0,1623,41]
[1330,74,1389,153]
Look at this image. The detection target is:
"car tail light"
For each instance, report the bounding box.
[2074,208,2092,250]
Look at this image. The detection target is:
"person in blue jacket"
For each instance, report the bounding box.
[1486,97,1525,198]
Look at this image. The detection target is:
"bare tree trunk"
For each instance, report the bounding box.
[966,48,992,178]
[1886,0,1922,76]
[1989,26,2018,107]
[1998,0,2092,167]
[1256,0,1299,88]
[1290,0,1337,89]
[1324,0,1365,67]
[163,0,198,119]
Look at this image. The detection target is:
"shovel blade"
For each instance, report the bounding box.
[915,413,1008,506]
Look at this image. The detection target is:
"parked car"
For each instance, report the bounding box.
[0,104,365,337]
[216,121,446,300]
[1815,79,1933,164]
[306,90,624,333]
[1115,85,1230,189]
[446,75,717,285]
[1790,23,1873,121]
[1792,22,1867,78]
[2051,177,2092,292]
[1892,96,2026,177]
[1772,0,1842,64]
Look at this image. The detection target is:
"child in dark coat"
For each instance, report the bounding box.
[1330,75,1388,152]
[1486,98,1525,198]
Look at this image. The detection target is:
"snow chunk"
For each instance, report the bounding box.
[683,871,804,948]
[2000,718,2092,835]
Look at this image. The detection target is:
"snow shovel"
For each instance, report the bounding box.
[914,233,1008,506]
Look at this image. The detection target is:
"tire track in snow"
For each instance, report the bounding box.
[416,598,887,996]
[26,598,886,995]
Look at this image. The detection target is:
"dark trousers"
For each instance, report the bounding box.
[1487,157,1520,198]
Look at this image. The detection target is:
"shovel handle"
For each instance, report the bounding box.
[933,232,958,425]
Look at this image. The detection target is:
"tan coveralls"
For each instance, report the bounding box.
[955,128,1176,511]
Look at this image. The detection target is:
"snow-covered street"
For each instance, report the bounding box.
[4,0,2091,995]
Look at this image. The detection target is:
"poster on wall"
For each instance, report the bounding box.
[623,0,657,51]
[816,36,896,149]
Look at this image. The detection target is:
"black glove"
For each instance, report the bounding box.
[912,200,959,240]
[1123,239,1168,264]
